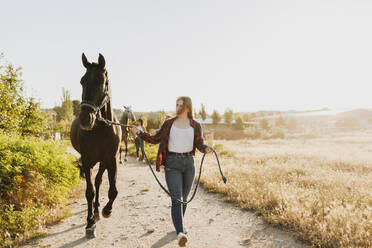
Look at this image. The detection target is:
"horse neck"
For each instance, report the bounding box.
[122,112,129,124]
[101,98,113,121]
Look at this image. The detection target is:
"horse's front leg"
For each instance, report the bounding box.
[83,166,96,238]
[93,163,106,221]
[102,157,118,218]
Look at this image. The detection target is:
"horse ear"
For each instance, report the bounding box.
[98,53,106,69]
[82,53,90,68]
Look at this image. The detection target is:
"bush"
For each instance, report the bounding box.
[0,134,79,247]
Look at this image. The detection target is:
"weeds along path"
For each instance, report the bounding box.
[21,148,308,248]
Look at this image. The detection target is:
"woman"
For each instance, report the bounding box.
[134,118,145,162]
[130,96,212,247]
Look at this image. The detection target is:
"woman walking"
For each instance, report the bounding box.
[130,96,212,247]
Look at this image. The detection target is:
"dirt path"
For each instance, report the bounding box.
[21,149,308,248]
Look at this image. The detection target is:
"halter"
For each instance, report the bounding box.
[80,77,110,117]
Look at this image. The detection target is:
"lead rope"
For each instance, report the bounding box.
[100,118,228,202]
[142,148,227,205]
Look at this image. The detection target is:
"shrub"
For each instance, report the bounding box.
[0,134,79,247]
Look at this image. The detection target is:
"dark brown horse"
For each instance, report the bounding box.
[70,53,121,238]
[119,106,136,162]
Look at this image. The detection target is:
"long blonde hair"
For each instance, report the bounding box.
[177,96,194,120]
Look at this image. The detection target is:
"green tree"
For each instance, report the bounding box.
[0,54,46,136]
[146,111,167,130]
[157,110,166,125]
[60,88,74,122]
[224,108,233,125]
[0,56,25,133]
[20,98,48,136]
[211,110,221,124]
[199,104,207,121]
[140,114,148,128]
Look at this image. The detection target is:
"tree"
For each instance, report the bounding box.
[0,54,46,136]
[140,114,148,129]
[20,98,48,136]
[193,108,198,119]
[0,56,25,133]
[146,111,167,130]
[199,104,207,121]
[211,110,221,124]
[60,88,74,122]
[157,110,166,125]
[72,100,80,117]
[224,109,233,125]
[260,118,270,131]
[234,116,245,130]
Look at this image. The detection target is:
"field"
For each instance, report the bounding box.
[197,131,372,247]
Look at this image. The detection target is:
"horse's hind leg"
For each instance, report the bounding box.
[93,164,105,221]
[83,166,96,238]
[124,138,128,162]
[102,158,118,218]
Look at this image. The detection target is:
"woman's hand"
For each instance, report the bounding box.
[205,145,213,154]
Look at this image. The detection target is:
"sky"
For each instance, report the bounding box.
[1,0,372,114]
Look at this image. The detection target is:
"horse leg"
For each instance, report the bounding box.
[124,138,128,162]
[102,158,118,218]
[93,163,105,221]
[119,146,123,164]
[84,166,96,238]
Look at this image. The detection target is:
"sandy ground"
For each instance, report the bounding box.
[21,148,309,248]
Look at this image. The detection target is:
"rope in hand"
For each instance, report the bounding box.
[143,147,227,205]
[99,118,227,204]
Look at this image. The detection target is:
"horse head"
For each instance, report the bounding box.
[123,105,136,123]
[79,53,110,131]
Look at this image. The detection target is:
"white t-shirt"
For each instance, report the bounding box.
[136,126,143,138]
[168,125,194,153]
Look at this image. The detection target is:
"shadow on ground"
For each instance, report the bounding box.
[151,231,176,248]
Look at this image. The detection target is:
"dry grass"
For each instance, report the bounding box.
[197,131,372,248]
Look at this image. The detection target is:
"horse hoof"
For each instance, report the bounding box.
[94,211,100,221]
[102,208,112,218]
[86,225,96,239]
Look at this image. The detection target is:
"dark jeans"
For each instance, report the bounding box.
[165,154,195,234]
[135,137,144,158]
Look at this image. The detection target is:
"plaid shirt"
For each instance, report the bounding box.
[138,117,207,172]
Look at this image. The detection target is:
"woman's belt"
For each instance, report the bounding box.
[167,151,193,157]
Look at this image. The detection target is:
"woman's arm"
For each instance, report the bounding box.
[132,121,167,144]
[195,122,209,153]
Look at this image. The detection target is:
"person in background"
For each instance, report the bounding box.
[130,96,213,247]
[134,118,145,162]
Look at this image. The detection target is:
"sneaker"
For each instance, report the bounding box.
[177,232,188,247]
[183,227,188,234]
[136,157,139,161]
